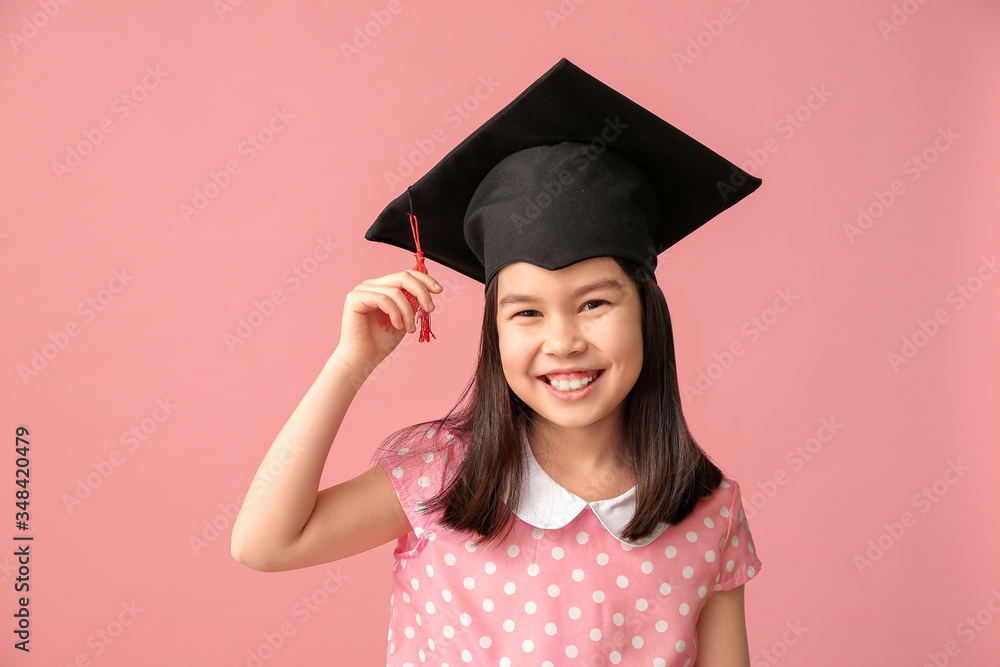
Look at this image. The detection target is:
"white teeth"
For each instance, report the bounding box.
[549,373,598,392]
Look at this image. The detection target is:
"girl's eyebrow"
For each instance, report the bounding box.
[498,277,625,309]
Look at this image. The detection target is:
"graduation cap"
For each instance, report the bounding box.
[365,57,762,342]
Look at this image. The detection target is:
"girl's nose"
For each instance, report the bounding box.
[541,316,587,355]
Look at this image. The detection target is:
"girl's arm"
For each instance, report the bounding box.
[694,585,752,667]
[230,269,442,572]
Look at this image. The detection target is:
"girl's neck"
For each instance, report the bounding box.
[526,414,627,474]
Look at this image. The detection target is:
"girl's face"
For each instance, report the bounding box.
[495,257,644,435]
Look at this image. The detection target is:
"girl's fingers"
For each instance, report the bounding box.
[362,270,441,314]
[356,283,414,332]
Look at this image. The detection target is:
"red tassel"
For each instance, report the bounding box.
[378,212,436,342]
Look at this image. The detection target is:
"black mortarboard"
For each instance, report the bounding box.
[364,57,762,340]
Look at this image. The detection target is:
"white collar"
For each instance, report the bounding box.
[507,423,669,547]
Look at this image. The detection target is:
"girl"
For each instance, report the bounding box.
[232,58,763,667]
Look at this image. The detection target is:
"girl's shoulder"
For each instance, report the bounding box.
[700,473,749,515]
[377,422,469,464]
[376,423,469,538]
[376,422,470,495]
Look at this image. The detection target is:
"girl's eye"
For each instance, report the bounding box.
[512,300,608,318]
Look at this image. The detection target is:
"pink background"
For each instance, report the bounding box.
[3,0,999,665]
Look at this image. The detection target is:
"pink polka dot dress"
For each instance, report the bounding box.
[376,423,762,666]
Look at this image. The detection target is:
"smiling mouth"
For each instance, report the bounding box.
[541,369,604,391]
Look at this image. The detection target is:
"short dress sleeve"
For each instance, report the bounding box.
[716,478,763,592]
[376,424,463,541]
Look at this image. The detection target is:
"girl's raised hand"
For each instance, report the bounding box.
[333,269,443,377]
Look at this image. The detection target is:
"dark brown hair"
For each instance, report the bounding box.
[370,257,723,549]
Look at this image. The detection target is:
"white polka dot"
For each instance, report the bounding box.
[463,577,475,590]
[532,527,545,539]
[442,589,452,602]
[419,648,425,661]
[660,582,671,595]
[483,598,494,611]
[748,565,756,576]
[704,517,714,528]
[632,635,644,648]
[504,582,516,594]
[636,598,648,611]
[479,636,492,648]
[740,508,745,521]
[749,541,755,554]
[423,451,434,462]
[720,506,730,518]
[500,658,510,667]
[403,625,414,638]
[522,640,534,653]
[508,544,520,557]
[656,620,668,632]
[460,613,472,626]
[593,590,605,603]
[425,564,434,577]
[465,540,477,553]
[485,561,496,574]
[545,622,557,635]
[504,618,515,632]
[398,445,410,454]
[676,640,686,652]
[705,550,716,562]
[610,651,622,664]
[393,467,404,478]
[596,552,610,565]
[444,552,457,566]
[572,569,585,582]
[620,542,633,551]
[617,575,629,588]
[548,584,560,597]
[665,546,677,558]
[461,649,472,663]
[425,601,435,614]
[732,535,740,547]
[402,591,410,603]
[698,585,708,598]
[590,628,602,641]
[415,613,421,626]
[443,624,455,638]
[577,531,589,544]
[686,531,698,542]
[417,476,430,487]
[527,563,540,576]
[654,659,666,667]
[720,479,730,488]
[551,547,564,560]
[525,601,536,614]
[726,560,736,572]
[679,603,690,615]
[682,566,694,578]
[641,561,653,574]
[569,606,582,620]
[410,578,420,590]
[566,645,578,658]
[613,613,625,626]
